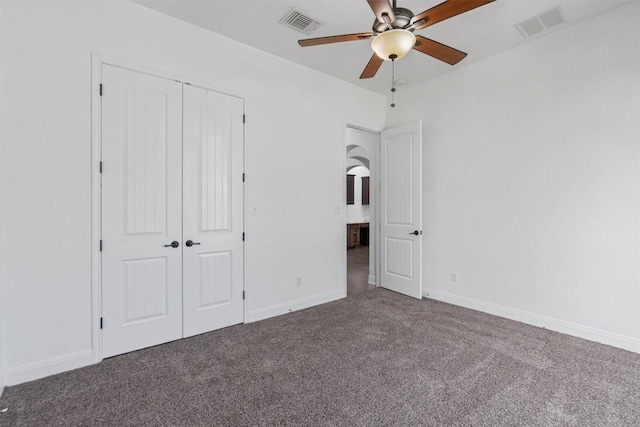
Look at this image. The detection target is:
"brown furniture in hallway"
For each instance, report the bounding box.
[347,222,369,249]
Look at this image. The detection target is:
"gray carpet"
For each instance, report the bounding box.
[1,289,639,426]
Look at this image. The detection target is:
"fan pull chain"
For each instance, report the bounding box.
[390,54,397,108]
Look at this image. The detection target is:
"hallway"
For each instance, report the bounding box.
[347,245,376,295]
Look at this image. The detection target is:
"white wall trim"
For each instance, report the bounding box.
[367,274,377,285]
[90,53,104,365]
[242,93,249,327]
[424,288,640,353]
[91,53,249,101]
[342,124,349,298]
[345,120,384,135]
[4,350,93,387]
[248,290,345,323]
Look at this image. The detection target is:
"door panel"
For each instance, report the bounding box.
[199,251,233,306]
[385,135,413,225]
[385,238,414,279]
[380,122,423,299]
[200,102,232,231]
[183,85,244,338]
[122,257,168,323]
[101,65,183,358]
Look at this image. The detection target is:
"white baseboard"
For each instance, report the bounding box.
[248,289,346,323]
[367,274,376,285]
[0,359,5,396]
[5,349,94,386]
[423,288,640,353]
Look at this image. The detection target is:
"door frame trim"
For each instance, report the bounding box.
[342,120,383,296]
[90,53,248,364]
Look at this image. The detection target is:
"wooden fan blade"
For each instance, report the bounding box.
[298,33,375,47]
[411,0,495,30]
[413,36,467,65]
[360,54,384,79]
[367,0,396,24]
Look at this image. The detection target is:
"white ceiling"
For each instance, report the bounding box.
[133,0,631,95]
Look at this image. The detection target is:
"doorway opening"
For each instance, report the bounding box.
[345,126,378,295]
[346,165,374,295]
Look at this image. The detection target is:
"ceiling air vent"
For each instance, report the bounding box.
[515,6,566,38]
[280,8,323,35]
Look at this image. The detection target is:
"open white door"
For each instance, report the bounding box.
[182,85,245,338]
[380,121,423,299]
[101,65,184,358]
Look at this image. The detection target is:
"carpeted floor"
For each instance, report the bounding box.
[1,289,639,426]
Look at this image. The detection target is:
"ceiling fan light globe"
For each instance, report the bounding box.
[371,29,416,61]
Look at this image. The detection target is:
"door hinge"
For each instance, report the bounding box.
[242,232,245,242]
[243,291,245,300]
[99,161,103,173]
[242,173,245,182]
[100,317,103,329]
[99,84,103,96]
[99,240,103,252]
[243,114,245,124]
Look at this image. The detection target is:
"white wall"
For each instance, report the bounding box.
[0,0,385,385]
[347,166,371,224]
[389,3,640,351]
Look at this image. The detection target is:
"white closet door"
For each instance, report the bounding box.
[101,65,183,358]
[182,85,244,338]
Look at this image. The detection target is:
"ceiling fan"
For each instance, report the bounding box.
[298,0,495,79]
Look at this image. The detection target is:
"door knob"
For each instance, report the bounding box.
[185,240,201,247]
[164,241,179,248]
[409,230,420,236]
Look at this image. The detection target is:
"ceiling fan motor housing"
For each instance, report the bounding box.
[373,7,414,33]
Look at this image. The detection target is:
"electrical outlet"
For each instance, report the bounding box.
[296,277,302,287]
[450,272,458,283]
